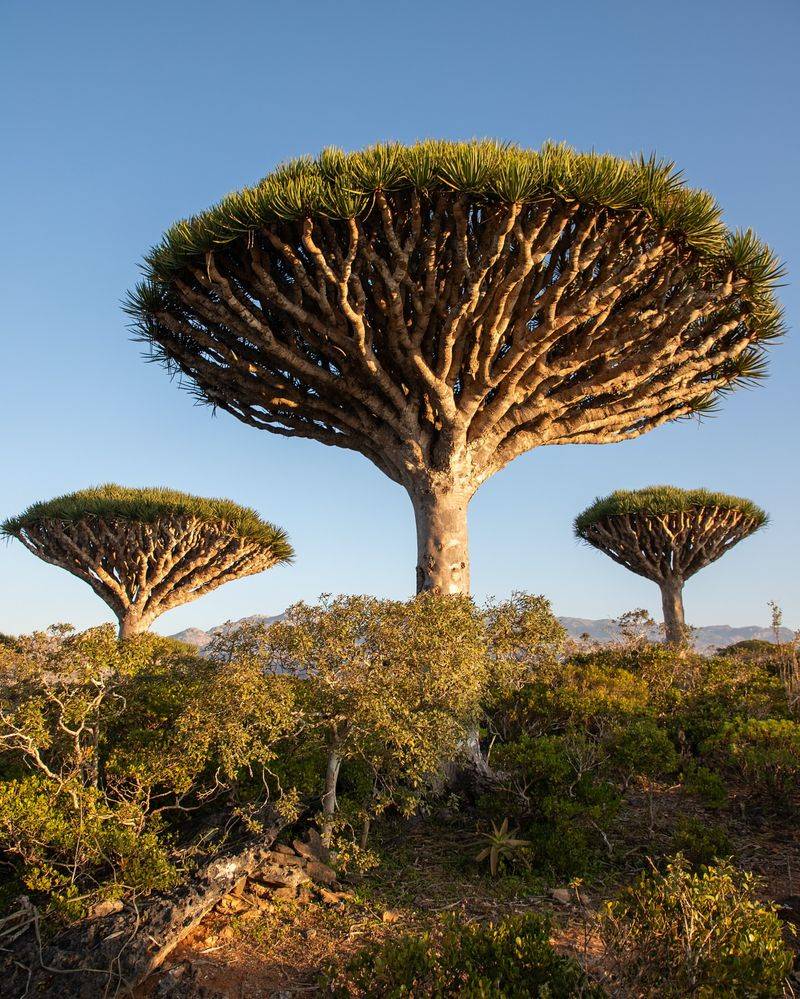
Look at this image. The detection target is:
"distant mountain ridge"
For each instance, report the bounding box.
[170,613,794,654]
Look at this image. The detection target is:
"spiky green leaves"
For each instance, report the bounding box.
[2,484,293,559]
[574,486,768,536]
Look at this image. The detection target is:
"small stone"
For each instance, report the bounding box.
[318,888,346,906]
[272,843,297,856]
[219,926,235,940]
[256,866,310,889]
[549,888,571,904]
[263,851,305,866]
[90,899,124,919]
[272,886,299,902]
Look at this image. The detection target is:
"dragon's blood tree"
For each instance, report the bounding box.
[126,141,783,595]
[574,486,768,644]
[2,485,293,638]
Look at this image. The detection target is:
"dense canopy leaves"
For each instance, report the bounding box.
[2,484,293,555]
[574,486,768,535]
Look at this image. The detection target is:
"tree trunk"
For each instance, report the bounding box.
[410,482,470,595]
[660,578,687,646]
[321,745,341,848]
[118,610,148,640]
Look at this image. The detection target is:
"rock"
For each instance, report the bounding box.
[305,860,337,886]
[256,866,310,889]
[549,888,571,905]
[272,843,297,856]
[293,829,330,864]
[272,886,298,902]
[318,888,348,906]
[262,850,305,866]
[90,899,124,919]
[230,876,248,897]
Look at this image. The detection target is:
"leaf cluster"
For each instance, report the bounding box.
[2,483,293,558]
[574,485,768,535]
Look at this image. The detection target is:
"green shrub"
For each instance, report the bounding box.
[601,857,792,997]
[682,762,728,807]
[669,817,732,868]
[607,719,678,781]
[674,656,788,750]
[704,717,800,800]
[327,912,604,997]
[489,732,619,876]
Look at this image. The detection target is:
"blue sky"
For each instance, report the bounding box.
[1,0,797,635]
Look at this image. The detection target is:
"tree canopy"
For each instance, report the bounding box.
[574,486,768,535]
[125,140,783,594]
[2,484,292,554]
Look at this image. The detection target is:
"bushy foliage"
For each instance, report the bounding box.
[1,484,292,553]
[601,857,792,997]
[575,486,768,534]
[669,817,732,868]
[704,717,800,800]
[0,626,300,917]
[261,593,490,837]
[327,911,604,997]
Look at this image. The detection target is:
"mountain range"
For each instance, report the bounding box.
[170,614,794,655]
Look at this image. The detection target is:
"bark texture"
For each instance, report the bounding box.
[15,514,286,637]
[139,192,764,589]
[578,506,764,644]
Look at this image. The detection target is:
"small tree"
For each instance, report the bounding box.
[263,593,489,845]
[127,141,783,595]
[575,487,767,644]
[2,485,293,638]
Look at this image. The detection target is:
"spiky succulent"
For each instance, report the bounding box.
[126,140,783,595]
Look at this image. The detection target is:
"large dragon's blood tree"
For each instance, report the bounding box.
[2,485,293,639]
[574,486,768,644]
[126,141,783,595]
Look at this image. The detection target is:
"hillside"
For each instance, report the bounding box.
[170,613,795,654]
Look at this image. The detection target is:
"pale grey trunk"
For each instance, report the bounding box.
[410,484,470,595]
[321,745,341,848]
[660,578,687,646]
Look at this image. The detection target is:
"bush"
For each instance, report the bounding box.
[601,857,792,997]
[488,732,619,876]
[607,718,678,781]
[669,817,732,868]
[674,656,788,751]
[0,626,300,918]
[328,912,604,997]
[704,717,800,800]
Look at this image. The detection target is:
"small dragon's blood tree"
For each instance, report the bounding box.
[2,485,293,638]
[126,141,783,595]
[574,487,768,644]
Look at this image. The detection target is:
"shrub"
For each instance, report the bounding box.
[674,656,788,750]
[669,817,732,868]
[327,912,604,997]
[488,732,619,876]
[601,857,792,997]
[607,719,678,782]
[0,626,301,918]
[263,594,490,843]
[704,717,800,800]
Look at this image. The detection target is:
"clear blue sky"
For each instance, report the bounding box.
[1,0,797,636]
